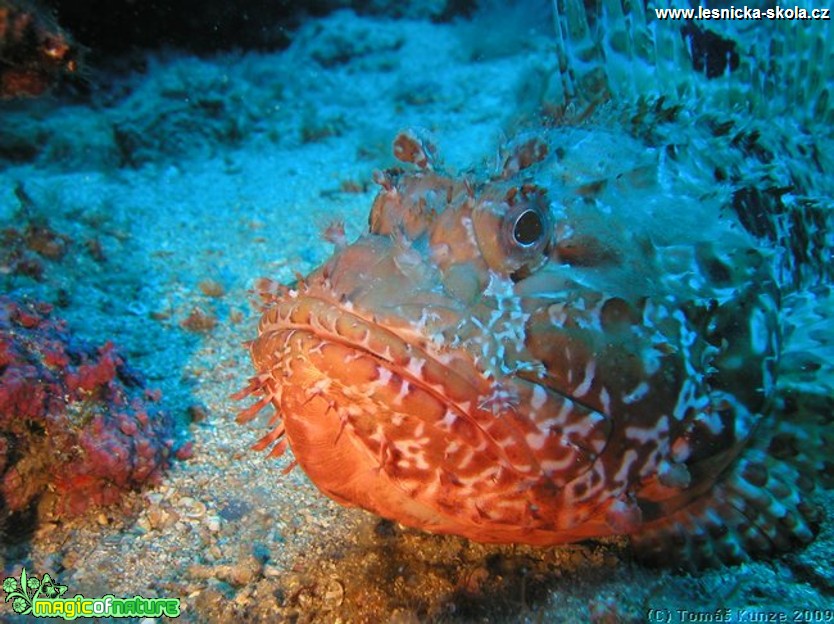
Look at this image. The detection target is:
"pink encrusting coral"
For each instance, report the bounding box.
[0,295,185,518]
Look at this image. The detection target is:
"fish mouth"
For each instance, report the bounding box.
[253,289,608,479]
[254,290,495,417]
[253,289,570,483]
[244,289,616,540]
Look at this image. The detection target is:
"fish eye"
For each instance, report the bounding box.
[499,187,552,268]
[471,185,553,275]
[512,209,544,247]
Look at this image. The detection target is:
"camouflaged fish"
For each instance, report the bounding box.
[236,2,833,567]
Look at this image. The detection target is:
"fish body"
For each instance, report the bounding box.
[238,3,832,567]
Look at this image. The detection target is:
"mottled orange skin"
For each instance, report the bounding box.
[238,129,819,566]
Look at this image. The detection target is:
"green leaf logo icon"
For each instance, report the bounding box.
[2,568,42,615]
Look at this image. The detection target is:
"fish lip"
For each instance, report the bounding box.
[259,291,420,361]
[260,290,613,424]
[253,291,614,502]
[260,290,424,366]
[256,289,500,410]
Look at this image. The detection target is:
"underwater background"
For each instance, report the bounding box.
[1,0,832,621]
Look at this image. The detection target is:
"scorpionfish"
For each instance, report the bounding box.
[235,0,832,570]
[236,115,831,567]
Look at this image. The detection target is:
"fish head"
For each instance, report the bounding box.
[241,128,783,545]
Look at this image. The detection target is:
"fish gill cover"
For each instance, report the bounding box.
[236,0,834,570]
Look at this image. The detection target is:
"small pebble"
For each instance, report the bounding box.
[227,556,263,587]
[181,307,217,332]
[62,551,81,569]
[322,578,345,609]
[147,505,177,530]
[206,515,221,532]
[146,492,164,505]
[188,404,208,423]
[198,279,225,297]
[181,498,207,519]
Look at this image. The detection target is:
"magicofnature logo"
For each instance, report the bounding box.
[3,568,180,620]
[3,568,67,614]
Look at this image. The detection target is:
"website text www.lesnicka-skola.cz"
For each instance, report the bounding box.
[654,5,830,20]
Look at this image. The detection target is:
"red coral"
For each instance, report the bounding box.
[65,342,120,395]
[0,295,187,520]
